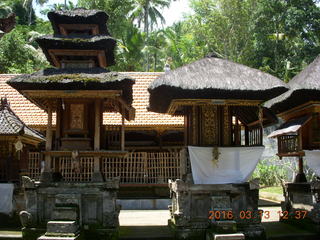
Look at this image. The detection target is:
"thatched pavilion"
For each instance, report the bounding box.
[148,56,288,239]
[265,55,320,225]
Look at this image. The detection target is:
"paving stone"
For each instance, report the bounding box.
[46,221,78,234]
[213,233,245,240]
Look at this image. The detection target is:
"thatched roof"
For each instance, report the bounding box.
[0,98,44,141]
[148,57,288,113]
[48,9,110,35]
[0,13,15,38]
[265,55,320,114]
[36,35,116,67]
[7,68,135,105]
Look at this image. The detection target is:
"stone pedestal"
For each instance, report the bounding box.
[168,179,265,240]
[20,176,120,240]
[281,181,320,230]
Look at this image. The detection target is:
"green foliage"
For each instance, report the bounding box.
[0,25,49,74]
[252,158,287,187]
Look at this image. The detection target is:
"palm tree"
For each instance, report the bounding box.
[23,0,48,25]
[129,0,172,70]
[130,0,171,36]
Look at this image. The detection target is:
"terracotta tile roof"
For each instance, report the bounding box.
[0,73,184,128]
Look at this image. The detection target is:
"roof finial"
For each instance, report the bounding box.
[1,96,8,106]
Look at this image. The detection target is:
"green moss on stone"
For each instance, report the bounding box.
[32,74,101,83]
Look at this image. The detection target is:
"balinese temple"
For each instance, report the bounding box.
[148,56,288,239]
[0,13,15,38]
[0,97,44,182]
[7,9,133,240]
[265,55,320,224]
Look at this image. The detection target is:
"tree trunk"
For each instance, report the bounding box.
[144,2,150,71]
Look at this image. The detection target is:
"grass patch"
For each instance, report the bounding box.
[260,186,283,195]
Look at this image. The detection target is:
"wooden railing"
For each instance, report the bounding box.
[26,150,186,184]
[278,135,301,155]
[248,128,263,146]
[53,156,94,182]
[102,151,184,184]
[28,152,42,181]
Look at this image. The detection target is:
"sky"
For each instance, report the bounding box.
[35,0,193,27]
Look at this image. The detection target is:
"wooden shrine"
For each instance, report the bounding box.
[148,56,288,240]
[8,9,134,240]
[0,97,44,182]
[266,55,320,226]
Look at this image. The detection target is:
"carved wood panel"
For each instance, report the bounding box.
[201,105,218,145]
[70,104,84,129]
[223,106,231,146]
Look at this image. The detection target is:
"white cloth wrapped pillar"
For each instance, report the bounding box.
[304,150,320,176]
[0,183,14,214]
[188,146,265,184]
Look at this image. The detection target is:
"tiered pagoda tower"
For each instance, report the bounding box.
[7,9,134,240]
[8,9,135,181]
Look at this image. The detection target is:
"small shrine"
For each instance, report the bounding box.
[148,56,288,239]
[265,55,320,226]
[8,9,135,240]
[0,97,44,183]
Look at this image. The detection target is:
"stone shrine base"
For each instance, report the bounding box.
[20,177,120,240]
[281,181,320,232]
[168,179,265,240]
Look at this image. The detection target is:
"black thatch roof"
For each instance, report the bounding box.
[0,13,15,38]
[265,55,320,114]
[0,98,44,141]
[148,57,288,113]
[7,68,135,105]
[48,9,110,35]
[36,35,116,66]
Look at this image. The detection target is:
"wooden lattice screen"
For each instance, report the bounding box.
[28,152,42,180]
[102,151,183,184]
[53,157,94,182]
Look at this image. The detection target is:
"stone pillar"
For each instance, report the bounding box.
[92,100,103,182]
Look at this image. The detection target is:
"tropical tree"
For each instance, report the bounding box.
[0,25,49,73]
[129,0,172,70]
[23,0,48,25]
[41,1,77,15]
[0,1,12,18]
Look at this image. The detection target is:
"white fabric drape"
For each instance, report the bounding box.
[0,183,14,214]
[304,150,320,176]
[188,146,265,184]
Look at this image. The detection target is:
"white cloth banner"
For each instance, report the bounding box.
[0,183,14,214]
[188,146,265,184]
[304,150,320,176]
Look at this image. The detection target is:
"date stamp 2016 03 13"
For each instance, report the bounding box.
[208,210,308,220]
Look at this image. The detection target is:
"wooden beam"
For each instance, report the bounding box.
[167,99,262,115]
[45,106,53,172]
[23,90,121,98]
[48,49,107,68]
[94,99,101,151]
[121,106,125,151]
